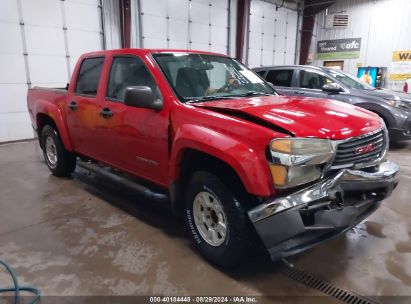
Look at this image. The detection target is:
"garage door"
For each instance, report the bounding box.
[0,0,32,142]
[0,0,104,143]
[247,0,298,67]
[134,0,230,55]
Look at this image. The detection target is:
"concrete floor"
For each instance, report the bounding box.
[0,141,411,302]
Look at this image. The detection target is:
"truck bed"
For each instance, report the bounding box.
[30,86,68,94]
[27,86,69,131]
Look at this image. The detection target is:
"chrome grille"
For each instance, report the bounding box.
[331,129,386,169]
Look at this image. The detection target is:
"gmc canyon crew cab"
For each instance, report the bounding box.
[27,49,399,267]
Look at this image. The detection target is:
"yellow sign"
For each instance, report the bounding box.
[390,51,411,81]
[389,73,411,81]
[392,51,411,62]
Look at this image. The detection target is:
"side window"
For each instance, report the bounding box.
[266,69,293,87]
[299,70,334,89]
[255,70,266,77]
[107,56,161,102]
[75,57,105,96]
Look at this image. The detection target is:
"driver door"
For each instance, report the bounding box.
[97,55,169,186]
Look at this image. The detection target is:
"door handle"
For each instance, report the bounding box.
[68,101,78,110]
[293,91,304,95]
[100,107,113,119]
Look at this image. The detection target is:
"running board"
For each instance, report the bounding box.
[77,160,169,202]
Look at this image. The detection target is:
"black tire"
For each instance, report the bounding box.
[41,125,76,176]
[184,171,251,267]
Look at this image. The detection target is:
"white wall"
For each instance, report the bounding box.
[102,0,122,50]
[0,0,32,142]
[0,0,120,143]
[246,0,299,67]
[312,0,411,91]
[131,0,235,56]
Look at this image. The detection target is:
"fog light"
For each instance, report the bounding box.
[267,198,293,215]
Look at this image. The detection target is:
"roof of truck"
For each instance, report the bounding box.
[81,48,229,58]
[252,65,328,71]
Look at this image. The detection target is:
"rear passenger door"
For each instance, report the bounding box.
[264,69,296,96]
[66,56,105,159]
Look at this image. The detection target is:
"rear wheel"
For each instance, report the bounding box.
[41,125,76,176]
[184,171,251,267]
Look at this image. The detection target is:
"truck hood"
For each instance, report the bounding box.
[193,95,382,140]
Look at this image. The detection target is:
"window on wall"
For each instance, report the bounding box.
[299,71,334,89]
[107,56,161,102]
[266,69,293,87]
[75,57,105,96]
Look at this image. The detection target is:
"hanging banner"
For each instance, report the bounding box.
[316,38,361,60]
[389,51,411,81]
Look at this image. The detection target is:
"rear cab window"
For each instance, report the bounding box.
[266,69,293,87]
[75,57,105,96]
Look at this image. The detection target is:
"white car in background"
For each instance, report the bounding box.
[404,78,411,93]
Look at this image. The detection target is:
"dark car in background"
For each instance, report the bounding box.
[254,65,411,142]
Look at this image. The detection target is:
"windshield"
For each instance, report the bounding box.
[327,69,375,90]
[153,53,276,102]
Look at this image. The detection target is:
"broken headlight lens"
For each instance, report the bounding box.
[269,138,335,188]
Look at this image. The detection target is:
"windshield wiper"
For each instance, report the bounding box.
[236,91,272,97]
[184,95,238,103]
[184,91,272,103]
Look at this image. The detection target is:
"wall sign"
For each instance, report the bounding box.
[389,51,411,81]
[316,38,361,60]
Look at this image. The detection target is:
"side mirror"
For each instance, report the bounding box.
[322,83,344,94]
[124,86,163,110]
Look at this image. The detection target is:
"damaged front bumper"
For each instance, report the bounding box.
[248,160,400,261]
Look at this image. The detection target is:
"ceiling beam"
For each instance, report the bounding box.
[299,0,335,64]
[236,0,251,61]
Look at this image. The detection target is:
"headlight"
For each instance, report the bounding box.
[271,138,333,156]
[269,138,334,188]
[384,98,410,110]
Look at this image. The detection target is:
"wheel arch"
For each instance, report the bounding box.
[36,112,74,151]
[170,124,273,198]
[37,113,57,147]
[355,102,394,129]
[171,148,259,215]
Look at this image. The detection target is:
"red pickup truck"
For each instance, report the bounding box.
[27,49,399,267]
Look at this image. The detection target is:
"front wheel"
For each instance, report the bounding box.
[41,125,76,176]
[184,171,251,267]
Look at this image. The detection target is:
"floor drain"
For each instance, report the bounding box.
[279,261,380,304]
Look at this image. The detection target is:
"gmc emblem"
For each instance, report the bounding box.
[354,143,375,155]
